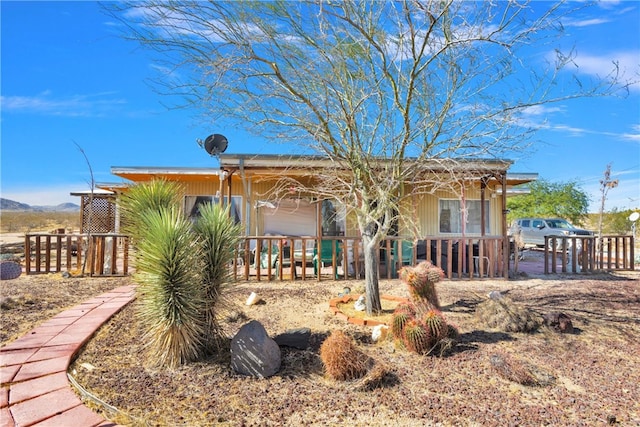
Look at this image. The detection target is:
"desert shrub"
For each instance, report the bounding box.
[475,297,542,333]
[135,207,206,368]
[490,352,555,386]
[320,330,369,381]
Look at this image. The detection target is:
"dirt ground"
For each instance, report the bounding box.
[2,270,640,426]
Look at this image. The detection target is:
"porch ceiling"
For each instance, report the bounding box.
[111,166,219,183]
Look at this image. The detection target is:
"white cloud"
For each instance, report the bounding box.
[521,105,565,116]
[562,18,610,28]
[0,92,127,117]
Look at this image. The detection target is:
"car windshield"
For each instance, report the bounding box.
[546,219,573,229]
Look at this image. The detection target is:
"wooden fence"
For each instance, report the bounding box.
[25,233,129,276]
[543,235,635,274]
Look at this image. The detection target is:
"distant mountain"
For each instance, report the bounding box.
[0,198,80,212]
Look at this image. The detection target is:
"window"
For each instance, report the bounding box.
[439,199,490,234]
[185,195,242,224]
[321,200,346,236]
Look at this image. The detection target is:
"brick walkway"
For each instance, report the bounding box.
[1,285,135,427]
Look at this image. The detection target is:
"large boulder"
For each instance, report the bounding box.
[231,320,281,378]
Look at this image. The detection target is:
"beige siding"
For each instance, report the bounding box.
[179,176,506,238]
[396,183,505,237]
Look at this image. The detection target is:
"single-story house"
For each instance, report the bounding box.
[95,153,536,280]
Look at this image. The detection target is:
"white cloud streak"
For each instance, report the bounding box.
[1,92,127,117]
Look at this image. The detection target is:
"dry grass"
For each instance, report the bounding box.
[0,211,80,233]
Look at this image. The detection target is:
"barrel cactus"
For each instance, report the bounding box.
[0,261,22,280]
[399,261,443,309]
[422,309,448,342]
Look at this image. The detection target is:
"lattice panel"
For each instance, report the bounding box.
[81,195,116,233]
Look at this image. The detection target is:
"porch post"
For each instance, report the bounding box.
[501,172,509,279]
[218,169,225,207]
[226,170,234,208]
[480,178,487,237]
[316,201,322,281]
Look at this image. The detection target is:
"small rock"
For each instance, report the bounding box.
[487,290,503,300]
[371,324,389,342]
[338,287,351,297]
[274,327,311,349]
[543,312,574,333]
[245,292,260,306]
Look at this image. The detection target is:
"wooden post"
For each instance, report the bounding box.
[25,235,31,274]
[56,235,62,272]
[501,172,509,279]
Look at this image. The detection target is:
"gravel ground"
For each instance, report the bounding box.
[2,270,639,426]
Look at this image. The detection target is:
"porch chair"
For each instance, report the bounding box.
[393,240,415,277]
[313,239,342,279]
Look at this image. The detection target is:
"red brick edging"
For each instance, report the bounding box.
[328,294,408,327]
[1,285,135,427]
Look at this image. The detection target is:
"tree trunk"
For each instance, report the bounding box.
[362,234,382,315]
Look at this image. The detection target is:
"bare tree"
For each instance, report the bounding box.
[597,163,619,240]
[110,1,622,314]
[74,142,95,276]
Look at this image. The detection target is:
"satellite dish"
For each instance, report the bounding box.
[629,212,640,222]
[197,134,228,156]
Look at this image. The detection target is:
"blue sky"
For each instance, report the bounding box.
[1,1,639,213]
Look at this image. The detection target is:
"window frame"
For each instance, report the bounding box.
[438,198,491,235]
[184,195,243,224]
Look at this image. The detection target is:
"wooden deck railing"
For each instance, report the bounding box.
[543,235,635,274]
[26,232,633,280]
[230,235,507,282]
[25,233,129,276]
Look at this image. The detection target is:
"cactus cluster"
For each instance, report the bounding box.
[399,261,443,309]
[392,262,456,355]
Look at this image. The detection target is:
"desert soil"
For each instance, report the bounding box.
[2,271,639,426]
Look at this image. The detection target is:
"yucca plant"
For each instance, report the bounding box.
[135,207,206,368]
[191,202,242,351]
[117,179,184,245]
